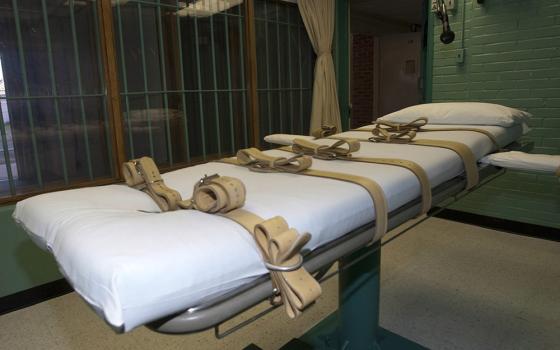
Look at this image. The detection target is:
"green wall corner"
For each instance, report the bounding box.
[427,0,560,229]
[0,205,62,297]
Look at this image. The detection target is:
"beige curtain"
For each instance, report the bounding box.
[298,0,342,135]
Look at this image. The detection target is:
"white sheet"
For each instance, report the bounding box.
[481,151,560,174]
[377,102,532,128]
[13,125,522,331]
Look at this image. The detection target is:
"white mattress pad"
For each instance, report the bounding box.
[13,124,523,331]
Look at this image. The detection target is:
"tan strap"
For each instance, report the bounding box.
[190,174,247,213]
[410,139,479,189]
[221,209,322,319]
[290,138,360,159]
[301,169,388,242]
[354,117,500,151]
[281,140,431,215]
[237,148,312,173]
[184,175,322,318]
[350,124,481,190]
[221,149,389,243]
[311,124,337,139]
[353,135,479,190]
[122,157,190,211]
[123,160,321,319]
[420,127,501,150]
[253,216,321,318]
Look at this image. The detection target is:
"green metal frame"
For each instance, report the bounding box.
[424,0,434,103]
[335,0,350,131]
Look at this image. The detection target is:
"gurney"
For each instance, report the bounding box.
[12,103,530,339]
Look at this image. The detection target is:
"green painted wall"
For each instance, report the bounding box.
[429,0,560,228]
[0,205,62,297]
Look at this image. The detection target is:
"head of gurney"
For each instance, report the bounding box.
[14,102,543,333]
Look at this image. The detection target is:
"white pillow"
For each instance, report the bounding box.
[378,102,532,127]
[480,151,560,174]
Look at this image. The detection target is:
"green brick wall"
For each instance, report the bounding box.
[429,0,560,228]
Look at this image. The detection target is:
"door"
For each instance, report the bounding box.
[378,32,423,117]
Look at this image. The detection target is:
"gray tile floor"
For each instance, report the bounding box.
[1,218,559,349]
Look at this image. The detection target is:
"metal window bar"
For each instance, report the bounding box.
[175,0,191,163]
[137,3,155,159]
[274,3,283,132]
[11,0,43,188]
[298,24,304,134]
[237,8,248,148]
[256,87,310,92]
[193,14,208,160]
[124,0,246,16]
[255,0,310,136]
[40,0,69,185]
[224,7,236,152]
[286,7,294,134]
[0,93,107,100]
[115,3,135,158]
[69,0,94,180]
[92,1,115,176]
[123,89,249,95]
[0,103,15,195]
[263,0,272,135]
[155,0,173,165]
[209,8,222,157]
[113,1,256,164]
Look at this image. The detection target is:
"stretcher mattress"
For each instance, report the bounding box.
[13,124,523,331]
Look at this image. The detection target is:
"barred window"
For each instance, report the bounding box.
[0,0,112,199]
[255,0,314,137]
[0,0,316,202]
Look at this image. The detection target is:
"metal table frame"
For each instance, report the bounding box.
[145,165,504,344]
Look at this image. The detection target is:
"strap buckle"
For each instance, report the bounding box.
[264,255,303,272]
[199,173,220,185]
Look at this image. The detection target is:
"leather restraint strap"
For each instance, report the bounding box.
[355,117,501,151]
[189,176,322,319]
[410,139,479,189]
[122,157,190,211]
[237,148,312,173]
[220,149,389,242]
[123,162,322,319]
[349,126,480,190]
[280,138,432,215]
[311,124,337,139]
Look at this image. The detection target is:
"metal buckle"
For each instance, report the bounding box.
[264,255,303,272]
[199,173,219,185]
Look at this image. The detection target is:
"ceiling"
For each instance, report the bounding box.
[350,0,426,25]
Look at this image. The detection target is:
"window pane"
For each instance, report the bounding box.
[114,0,248,166]
[255,0,314,139]
[0,0,112,198]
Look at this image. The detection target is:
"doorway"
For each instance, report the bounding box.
[349,0,427,128]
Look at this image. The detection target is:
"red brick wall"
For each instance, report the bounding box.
[351,34,375,128]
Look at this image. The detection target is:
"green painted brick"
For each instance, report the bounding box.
[430,0,560,228]
[543,118,560,128]
[543,138,560,148]
[545,98,560,108]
